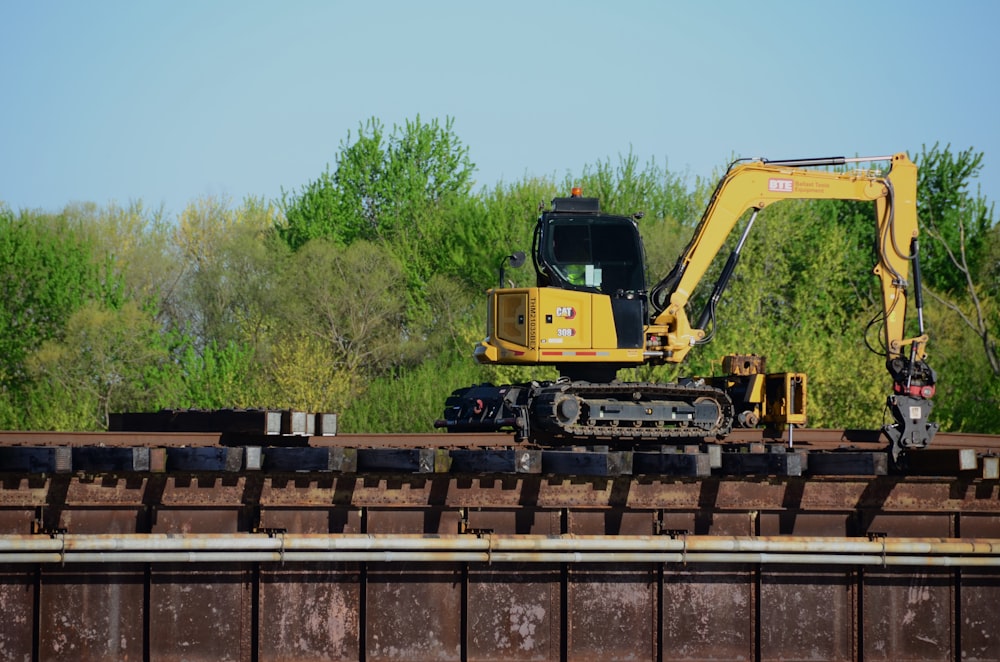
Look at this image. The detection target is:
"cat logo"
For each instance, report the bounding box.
[555,306,576,319]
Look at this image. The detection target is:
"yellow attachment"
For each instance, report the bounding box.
[762,373,808,427]
[705,355,807,429]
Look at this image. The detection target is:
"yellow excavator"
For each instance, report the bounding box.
[436,153,937,461]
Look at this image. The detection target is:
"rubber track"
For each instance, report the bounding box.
[536,381,734,441]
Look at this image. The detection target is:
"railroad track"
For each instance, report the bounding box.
[0,427,996,451]
[0,423,997,478]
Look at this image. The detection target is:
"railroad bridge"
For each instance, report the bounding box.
[1,414,998,661]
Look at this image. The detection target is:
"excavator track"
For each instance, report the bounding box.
[528,380,734,442]
[437,381,734,444]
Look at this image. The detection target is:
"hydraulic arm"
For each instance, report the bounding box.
[645,153,936,456]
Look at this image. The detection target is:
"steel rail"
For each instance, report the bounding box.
[0,429,998,451]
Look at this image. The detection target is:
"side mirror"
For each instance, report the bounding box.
[499,251,527,287]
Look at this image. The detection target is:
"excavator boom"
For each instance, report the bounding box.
[649,154,922,359]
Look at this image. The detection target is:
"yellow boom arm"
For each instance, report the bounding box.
[647,153,925,365]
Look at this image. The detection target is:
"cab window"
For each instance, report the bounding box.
[545,218,644,293]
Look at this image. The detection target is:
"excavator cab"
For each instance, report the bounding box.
[533,191,648,357]
[535,192,646,296]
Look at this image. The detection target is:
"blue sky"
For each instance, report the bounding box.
[2,1,998,218]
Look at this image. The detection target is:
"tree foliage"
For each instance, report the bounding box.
[27,301,172,429]
[278,116,476,323]
[277,239,413,376]
[907,144,999,429]
[278,116,474,249]
[916,143,994,293]
[0,207,123,395]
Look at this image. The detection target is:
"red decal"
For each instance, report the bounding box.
[555,306,576,319]
[769,178,794,193]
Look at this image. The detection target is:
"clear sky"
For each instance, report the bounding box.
[2,1,998,218]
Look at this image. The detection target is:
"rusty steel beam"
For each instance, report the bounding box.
[2,475,999,517]
[1,539,998,660]
[1,421,998,660]
[0,472,998,660]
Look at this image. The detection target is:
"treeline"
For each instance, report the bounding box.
[1,117,997,433]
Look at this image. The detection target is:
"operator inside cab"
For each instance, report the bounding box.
[553,225,601,288]
[542,217,644,294]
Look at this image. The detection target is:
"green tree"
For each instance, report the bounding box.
[278,117,476,324]
[916,144,994,293]
[914,144,998,378]
[26,301,174,429]
[441,178,553,291]
[276,239,413,377]
[279,115,475,250]
[340,351,485,433]
[0,207,122,395]
[263,332,362,414]
[926,300,1000,432]
[170,196,287,353]
[172,337,261,410]
[905,144,998,431]
[571,150,705,224]
[62,200,177,307]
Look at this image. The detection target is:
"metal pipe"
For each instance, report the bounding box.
[761,156,894,168]
[2,533,999,554]
[843,155,895,163]
[2,549,1000,567]
[2,534,999,566]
